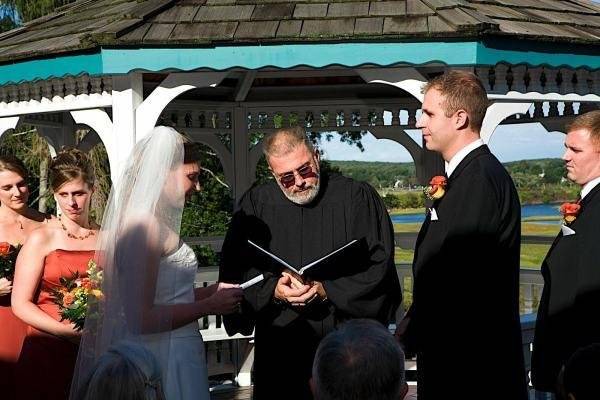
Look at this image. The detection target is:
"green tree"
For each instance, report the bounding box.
[2,0,75,24]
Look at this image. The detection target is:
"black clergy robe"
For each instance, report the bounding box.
[532,183,600,392]
[219,172,401,400]
[403,145,527,400]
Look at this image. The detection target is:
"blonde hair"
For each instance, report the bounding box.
[423,70,489,132]
[0,154,28,179]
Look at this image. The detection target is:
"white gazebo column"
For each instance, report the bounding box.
[135,72,227,142]
[480,102,534,143]
[112,73,142,175]
[71,109,123,182]
[0,116,20,141]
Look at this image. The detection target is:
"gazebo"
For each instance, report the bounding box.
[2,0,600,394]
[1,0,600,201]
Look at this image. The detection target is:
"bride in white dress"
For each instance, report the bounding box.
[70,127,243,400]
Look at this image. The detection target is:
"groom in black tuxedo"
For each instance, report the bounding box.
[395,71,527,399]
[532,111,600,395]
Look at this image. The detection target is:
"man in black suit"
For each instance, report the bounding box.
[395,71,527,399]
[532,111,600,395]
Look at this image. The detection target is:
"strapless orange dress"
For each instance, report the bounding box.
[0,288,28,399]
[15,249,94,400]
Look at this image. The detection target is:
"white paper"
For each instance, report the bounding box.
[429,208,439,221]
[247,239,358,276]
[240,274,264,289]
[561,225,576,236]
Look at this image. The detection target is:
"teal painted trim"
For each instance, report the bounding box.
[101,42,479,73]
[1,41,599,86]
[0,52,103,85]
[476,43,600,69]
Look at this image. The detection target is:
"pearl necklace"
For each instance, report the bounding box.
[59,217,95,240]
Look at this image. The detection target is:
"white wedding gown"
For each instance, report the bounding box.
[143,242,209,400]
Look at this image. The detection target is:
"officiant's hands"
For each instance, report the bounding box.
[274,272,318,306]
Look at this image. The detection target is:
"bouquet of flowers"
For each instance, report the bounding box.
[50,259,103,331]
[0,242,22,280]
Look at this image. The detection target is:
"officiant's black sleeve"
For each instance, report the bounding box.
[219,191,280,336]
[321,182,401,324]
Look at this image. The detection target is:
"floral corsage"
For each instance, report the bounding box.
[424,176,447,200]
[559,202,581,225]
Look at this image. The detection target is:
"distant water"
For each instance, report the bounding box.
[391,203,560,224]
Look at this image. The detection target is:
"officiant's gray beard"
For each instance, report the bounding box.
[278,176,320,205]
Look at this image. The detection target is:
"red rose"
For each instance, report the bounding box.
[0,242,11,256]
[560,202,581,224]
[560,202,581,216]
[429,176,447,186]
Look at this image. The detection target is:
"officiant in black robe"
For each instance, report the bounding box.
[532,111,600,394]
[219,126,401,400]
[396,71,527,399]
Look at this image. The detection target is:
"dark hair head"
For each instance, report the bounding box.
[563,343,600,400]
[423,70,489,132]
[312,319,405,400]
[181,135,202,164]
[49,147,95,192]
[76,341,164,400]
[0,154,28,179]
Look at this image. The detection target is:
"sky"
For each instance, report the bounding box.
[319,123,567,164]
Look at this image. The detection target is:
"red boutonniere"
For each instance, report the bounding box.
[424,175,448,200]
[560,202,581,225]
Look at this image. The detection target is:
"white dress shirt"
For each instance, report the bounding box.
[581,176,600,200]
[445,139,484,178]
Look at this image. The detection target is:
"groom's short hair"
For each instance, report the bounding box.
[422,70,489,133]
[566,110,600,149]
[312,319,406,400]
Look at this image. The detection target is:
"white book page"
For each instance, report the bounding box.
[240,274,264,289]
[247,240,301,275]
[299,239,358,274]
[247,239,357,276]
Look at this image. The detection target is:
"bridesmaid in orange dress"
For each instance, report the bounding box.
[0,155,51,400]
[12,148,99,400]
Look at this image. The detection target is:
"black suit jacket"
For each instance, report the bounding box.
[532,182,600,392]
[404,145,527,399]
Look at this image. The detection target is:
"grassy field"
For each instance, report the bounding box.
[393,221,558,269]
[389,208,425,216]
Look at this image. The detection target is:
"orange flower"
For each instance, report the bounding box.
[63,292,75,307]
[80,278,93,290]
[0,242,11,256]
[429,176,447,186]
[424,176,448,200]
[560,202,581,224]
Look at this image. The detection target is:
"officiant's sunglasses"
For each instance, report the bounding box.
[276,162,317,188]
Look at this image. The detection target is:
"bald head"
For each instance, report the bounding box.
[263,126,314,160]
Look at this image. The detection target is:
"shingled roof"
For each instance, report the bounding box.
[1,0,600,64]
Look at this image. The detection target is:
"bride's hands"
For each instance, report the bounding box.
[205,283,243,315]
[0,277,12,296]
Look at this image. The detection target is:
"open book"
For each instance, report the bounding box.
[247,239,358,278]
